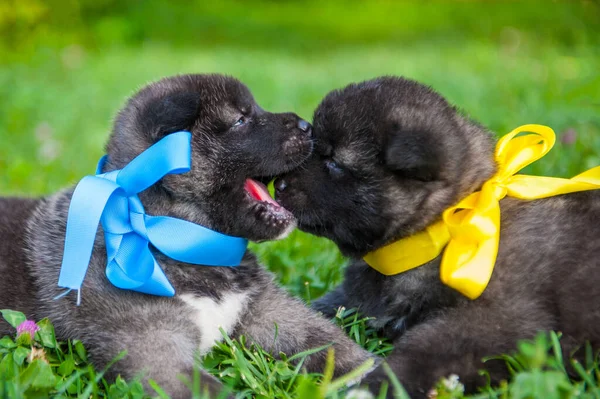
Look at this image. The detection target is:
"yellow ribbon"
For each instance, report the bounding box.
[364,124,600,299]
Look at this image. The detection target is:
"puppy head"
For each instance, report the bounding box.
[104,74,313,242]
[275,76,496,257]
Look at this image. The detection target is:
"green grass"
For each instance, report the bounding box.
[1,0,600,397]
[2,310,600,398]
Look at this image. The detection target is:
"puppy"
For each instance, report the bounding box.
[275,76,600,397]
[0,74,372,397]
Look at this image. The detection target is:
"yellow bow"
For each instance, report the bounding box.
[364,124,600,299]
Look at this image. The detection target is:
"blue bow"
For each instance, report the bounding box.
[57,131,248,304]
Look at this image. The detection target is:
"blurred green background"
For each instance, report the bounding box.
[1,0,599,298]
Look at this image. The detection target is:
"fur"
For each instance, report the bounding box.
[0,74,372,398]
[275,76,600,397]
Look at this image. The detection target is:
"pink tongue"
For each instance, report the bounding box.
[244,179,280,207]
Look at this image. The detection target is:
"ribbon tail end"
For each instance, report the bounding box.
[53,289,72,301]
[53,288,83,306]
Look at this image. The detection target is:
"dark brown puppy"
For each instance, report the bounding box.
[275,76,600,397]
[0,74,372,398]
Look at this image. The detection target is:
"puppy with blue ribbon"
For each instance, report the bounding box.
[0,74,373,397]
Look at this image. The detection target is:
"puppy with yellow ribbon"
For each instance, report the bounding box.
[275,76,600,398]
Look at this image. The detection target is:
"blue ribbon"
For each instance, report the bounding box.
[57,131,248,304]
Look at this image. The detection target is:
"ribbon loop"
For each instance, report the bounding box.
[58,131,248,303]
[364,124,600,299]
[116,132,192,195]
[494,124,555,178]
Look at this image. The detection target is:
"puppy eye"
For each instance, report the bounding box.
[325,159,344,176]
[233,116,246,127]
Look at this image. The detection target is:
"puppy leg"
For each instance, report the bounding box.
[236,281,375,376]
[74,310,230,399]
[100,333,226,398]
[312,285,349,318]
[364,301,556,398]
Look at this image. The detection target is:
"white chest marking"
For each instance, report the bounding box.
[180,292,248,354]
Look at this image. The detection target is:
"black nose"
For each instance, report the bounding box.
[297,119,311,133]
[274,178,287,194]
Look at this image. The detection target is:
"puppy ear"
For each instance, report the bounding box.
[385,130,441,182]
[142,91,202,137]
